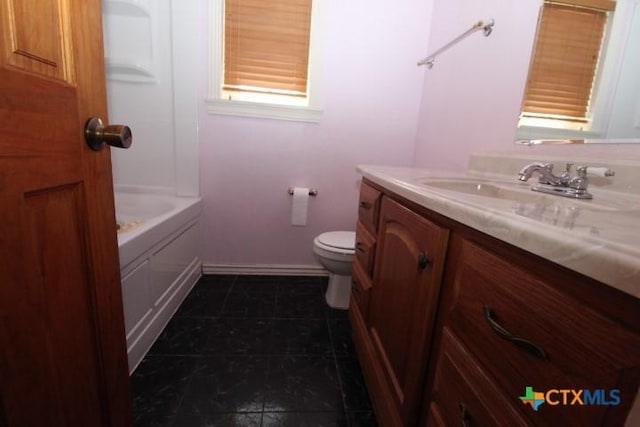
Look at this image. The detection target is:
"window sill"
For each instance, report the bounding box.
[206,97,323,123]
[516,124,602,141]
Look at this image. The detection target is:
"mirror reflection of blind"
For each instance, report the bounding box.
[224,0,312,97]
[522,0,616,122]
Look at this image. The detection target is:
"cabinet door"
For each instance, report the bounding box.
[368,197,448,425]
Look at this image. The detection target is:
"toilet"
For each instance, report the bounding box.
[313,231,356,309]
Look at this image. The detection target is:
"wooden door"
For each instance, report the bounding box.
[368,197,448,426]
[0,1,132,426]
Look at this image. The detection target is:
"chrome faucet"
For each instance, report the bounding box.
[517,162,614,200]
[518,163,569,186]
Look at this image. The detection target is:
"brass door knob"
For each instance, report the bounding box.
[84,117,132,151]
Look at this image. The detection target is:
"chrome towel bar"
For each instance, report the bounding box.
[417,18,495,69]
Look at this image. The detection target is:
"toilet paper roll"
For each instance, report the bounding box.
[291,187,309,226]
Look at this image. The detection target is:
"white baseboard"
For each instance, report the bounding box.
[202,263,329,277]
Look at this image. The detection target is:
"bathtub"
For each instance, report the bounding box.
[115,190,202,373]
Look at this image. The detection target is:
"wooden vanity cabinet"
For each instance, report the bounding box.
[351,178,640,427]
[424,233,640,427]
[351,190,449,426]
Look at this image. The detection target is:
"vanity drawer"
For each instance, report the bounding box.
[428,328,527,427]
[351,259,372,318]
[358,181,381,234]
[444,236,640,426]
[355,221,376,276]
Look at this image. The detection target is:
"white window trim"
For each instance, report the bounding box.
[206,0,324,123]
[517,0,637,139]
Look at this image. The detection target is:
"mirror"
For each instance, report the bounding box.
[516,0,640,144]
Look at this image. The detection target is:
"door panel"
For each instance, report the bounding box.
[0,0,75,82]
[0,0,132,425]
[8,184,103,425]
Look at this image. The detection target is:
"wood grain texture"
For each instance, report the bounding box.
[0,0,132,425]
[367,196,449,426]
[429,329,528,426]
[358,181,381,235]
[355,220,376,277]
[0,0,75,82]
[351,258,372,320]
[350,295,404,427]
[436,233,640,427]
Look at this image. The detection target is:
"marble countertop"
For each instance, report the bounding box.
[357,164,640,299]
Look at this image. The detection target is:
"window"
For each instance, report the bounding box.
[519,0,616,133]
[207,0,324,122]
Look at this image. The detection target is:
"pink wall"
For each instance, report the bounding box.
[413,0,541,171]
[199,0,434,267]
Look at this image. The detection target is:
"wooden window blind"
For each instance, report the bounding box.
[521,0,615,122]
[223,0,312,97]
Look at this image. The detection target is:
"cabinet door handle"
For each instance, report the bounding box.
[459,403,476,427]
[355,242,367,253]
[359,201,372,210]
[418,251,431,269]
[483,306,548,360]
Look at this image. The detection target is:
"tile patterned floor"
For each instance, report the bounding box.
[130,275,377,427]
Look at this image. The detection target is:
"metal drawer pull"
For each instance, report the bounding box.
[359,201,372,210]
[355,242,367,253]
[483,306,548,360]
[418,251,431,269]
[459,403,476,427]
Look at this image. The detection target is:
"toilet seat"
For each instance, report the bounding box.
[314,231,355,255]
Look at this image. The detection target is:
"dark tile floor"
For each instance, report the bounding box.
[130,275,377,427]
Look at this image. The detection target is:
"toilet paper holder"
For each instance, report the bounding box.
[288,187,318,196]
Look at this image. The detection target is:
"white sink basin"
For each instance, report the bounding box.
[416,177,637,212]
[418,179,530,200]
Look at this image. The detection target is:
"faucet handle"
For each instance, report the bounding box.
[576,166,615,178]
[559,163,573,185]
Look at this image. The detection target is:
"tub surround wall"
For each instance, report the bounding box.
[199,0,434,269]
[105,0,199,197]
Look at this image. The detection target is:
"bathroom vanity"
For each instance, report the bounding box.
[350,160,640,426]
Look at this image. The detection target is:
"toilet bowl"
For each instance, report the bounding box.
[313,231,356,309]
